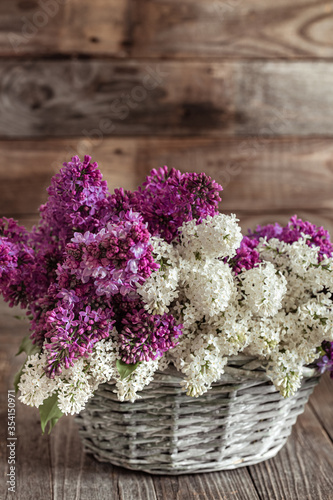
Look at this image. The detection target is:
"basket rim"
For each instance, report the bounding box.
[101,354,321,390]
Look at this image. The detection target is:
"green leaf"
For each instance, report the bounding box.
[16,335,40,357]
[39,393,64,434]
[116,359,140,380]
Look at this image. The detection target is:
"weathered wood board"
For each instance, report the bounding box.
[0,61,332,138]
[0,0,128,57]
[1,0,333,58]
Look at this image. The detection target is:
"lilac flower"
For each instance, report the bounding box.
[29,284,60,346]
[37,155,110,247]
[317,341,333,378]
[130,166,223,242]
[0,217,30,245]
[0,237,18,286]
[43,302,115,377]
[249,222,283,241]
[229,236,261,275]
[108,188,137,217]
[0,234,36,308]
[249,216,333,261]
[60,210,159,299]
[118,308,183,364]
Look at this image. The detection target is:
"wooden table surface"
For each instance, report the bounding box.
[1,299,332,500]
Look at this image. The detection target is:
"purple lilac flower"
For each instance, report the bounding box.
[229,236,261,275]
[108,188,137,217]
[43,301,115,377]
[249,215,333,261]
[60,210,159,299]
[0,237,18,286]
[0,218,30,244]
[37,155,110,247]
[129,166,223,242]
[29,284,61,346]
[0,234,37,308]
[118,308,183,364]
[317,341,333,378]
[249,222,283,241]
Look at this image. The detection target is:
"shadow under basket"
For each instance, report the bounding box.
[75,357,321,475]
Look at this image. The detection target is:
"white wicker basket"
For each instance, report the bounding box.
[75,357,320,474]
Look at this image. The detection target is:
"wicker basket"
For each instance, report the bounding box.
[75,356,320,474]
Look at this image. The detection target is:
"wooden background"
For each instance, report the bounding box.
[0,1,332,232]
[0,2,333,499]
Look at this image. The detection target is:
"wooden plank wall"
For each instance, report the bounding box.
[0,0,332,233]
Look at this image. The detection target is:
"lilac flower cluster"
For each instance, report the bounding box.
[44,301,115,378]
[118,308,183,364]
[61,210,158,299]
[3,154,331,386]
[38,155,110,247]
[230,216,333,275]
[2,157,217,378]
[229,236,261,275]
[125,166,223,242]
[318,341,333,378]
[249,215,333,261]
[0,220,36,308]
[240,215,333,372]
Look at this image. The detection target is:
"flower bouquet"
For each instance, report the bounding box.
[1,156,332,473]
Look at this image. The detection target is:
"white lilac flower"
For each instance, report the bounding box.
[137,237,180,314]
[19,338,119,415]
[266,350,304,397]
[179,213,242,260]
[240,262,287,317]
[179,331,228,397]
[180,259,236,318]
[18,353,57,408]
[115,358,160,402]
[246,315,282,357]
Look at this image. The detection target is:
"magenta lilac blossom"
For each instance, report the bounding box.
[38,155,110,247]
[118,308,183,364]
[230,236,261,275]
[130,166,223,242]
[60,210,159,299]
[317,341,333,378]
[249,216,333,261]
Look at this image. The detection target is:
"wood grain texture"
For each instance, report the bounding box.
[131,0,333,59]
[1,137,333,217]
[0,0,129,57]
[0,60,333,138]
[1,1,333,59]
[309,373,333,442]
[248,402,333,500]
[152,471,260,500]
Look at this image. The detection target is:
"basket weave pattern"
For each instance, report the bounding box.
[75,358,320,474]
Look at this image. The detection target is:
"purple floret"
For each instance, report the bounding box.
[38,155,110,247]
[249,215,333,262]
[230,236,261,275]
[317,341,333,378]
[43,301,115,378]
[129,166,223,242]
[60,210,159,299]
[118,308,183,364]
